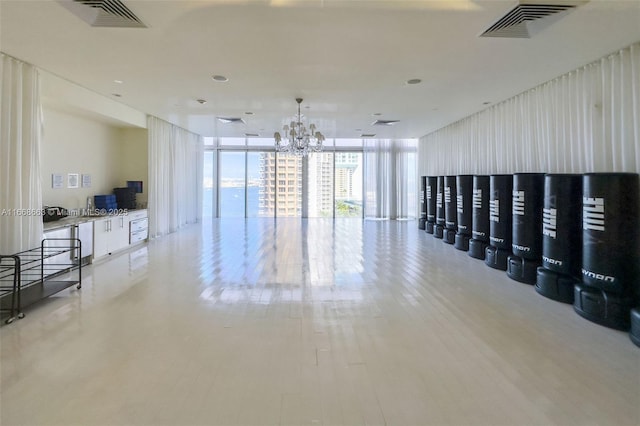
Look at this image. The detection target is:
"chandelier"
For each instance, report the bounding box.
[274,98,325,156]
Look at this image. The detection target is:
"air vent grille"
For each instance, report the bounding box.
[481,3,584,38]
[360,133,377,138]
[217,117,246,124]
[372,120,400,126]
[58,0,146,28]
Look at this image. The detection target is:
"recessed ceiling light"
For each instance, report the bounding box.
[372,113,382,116]
[212,75,228,82]
[355,128,362,132]
[407,79,422,85]
[196,99,207,105]
[483,101,492,105]
[244,111,254,115]
[112,93,122,97]
[114,79,123,84]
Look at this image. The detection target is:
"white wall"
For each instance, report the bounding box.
[41,107,149,210]
[119,127,149,207]
[41,106,124,209]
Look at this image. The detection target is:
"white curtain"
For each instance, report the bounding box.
[419,42,640,176]
[0,53,43,254]
[364,139,417,219]
[148,116,203,238]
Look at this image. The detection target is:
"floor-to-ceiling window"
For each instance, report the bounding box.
[219,151,246,217]
[203,137,415,219]
[307,152,334,217]
[276,153,302,217]
[247,151,269,217]
[334,151,363,218]
[202,137,216,218]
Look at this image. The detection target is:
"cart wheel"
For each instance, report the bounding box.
[18,312,25,319]
[5,317,14,325]
[76,284,82,290]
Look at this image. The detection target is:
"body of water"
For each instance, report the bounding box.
[203,186,260,217]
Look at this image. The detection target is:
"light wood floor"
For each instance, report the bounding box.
[1,219,638,426]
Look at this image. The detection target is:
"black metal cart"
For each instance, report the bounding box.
[0,238,82,324]
[0,255,23,324]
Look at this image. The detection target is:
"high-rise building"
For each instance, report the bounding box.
[307,153,334,217]
[259,153,302,217]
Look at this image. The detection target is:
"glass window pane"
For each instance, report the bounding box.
[276,153,301,217]
[219,151,246,217]
[203,151,215,217]
[247,137,275,148]
[219,137,246,147]
[335,138,363,148]
[335,152,363,218]
[249,152,276,218]
[307,152,334,218]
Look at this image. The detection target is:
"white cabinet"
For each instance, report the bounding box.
[71,221,94,261]
[93,216,129,258]
[43,227,73,276]
[93,210,148,259]
[128,209,148,245]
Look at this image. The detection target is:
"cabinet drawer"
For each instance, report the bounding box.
[130,218,148,233]
[130,230,147,244]
[127,210,147,221]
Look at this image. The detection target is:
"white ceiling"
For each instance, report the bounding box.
[1,0,639,139]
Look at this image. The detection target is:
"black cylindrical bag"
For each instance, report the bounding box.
[485,174,513,270]
[425,176,437,234]
[511,173,545,260]
[574,173,640,331]
[488,174,513,250]
[535,174,583,303]
[455,175,473,251]
[443,176,457,244]
[540,174,583,276]
[581,173,639,295]
[507,173,545,284]
[468,175,490,259]
[434,176,445,239]
[419,176,427,230]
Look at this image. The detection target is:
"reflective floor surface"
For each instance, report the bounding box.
[1,219,638,425]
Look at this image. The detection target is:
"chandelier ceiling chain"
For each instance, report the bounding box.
[274,98,325,157]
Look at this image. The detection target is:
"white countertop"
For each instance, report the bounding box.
[43,209,147,232]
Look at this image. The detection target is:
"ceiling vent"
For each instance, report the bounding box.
[217,117,246,125]
[244,133,260,137]
[480,1,588,38]
[372,120,400,126]
[57,0,146,28]
[360,133,377,138]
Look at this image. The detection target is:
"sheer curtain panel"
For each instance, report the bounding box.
[419,42,640,176]
[148,116,203,238]
[364,139,417,219]
[0,53,43,254]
